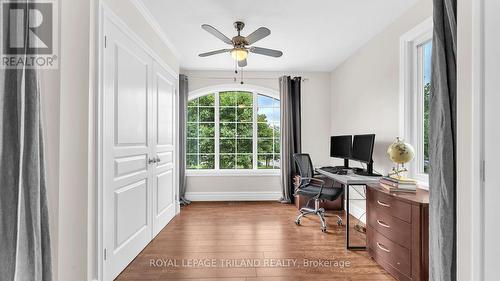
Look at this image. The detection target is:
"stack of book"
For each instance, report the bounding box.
[379,176,417,192]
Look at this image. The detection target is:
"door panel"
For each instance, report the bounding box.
[115,46,149,146]
[114,154,148,177]
[114,180,148,247]
[157,76,174,145]
[152,63,176,237]
[103,19,153,281]
[157,151,173,164]
[156,170,174,214]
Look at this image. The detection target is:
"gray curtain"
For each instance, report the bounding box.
[0,72,52,279]
[178,74,191,206]
[0,1,52,278]
[279,76,302,204]
[429,0,457,280]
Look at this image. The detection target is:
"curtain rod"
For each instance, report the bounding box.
[186,76,309,82]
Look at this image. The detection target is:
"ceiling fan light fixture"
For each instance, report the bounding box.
[230,48,248,61]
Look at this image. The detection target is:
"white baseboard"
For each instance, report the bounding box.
[185,191,282,201]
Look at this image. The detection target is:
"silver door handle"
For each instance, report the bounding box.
[377,220,390,228]
[377,200,391,208]
[148,157,156,164]
[376,242,391,253]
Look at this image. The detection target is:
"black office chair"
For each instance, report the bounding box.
[293,153,343,232]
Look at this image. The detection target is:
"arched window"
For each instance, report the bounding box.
[187,86,280,172]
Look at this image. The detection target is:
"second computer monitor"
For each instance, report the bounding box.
[351,134,376,164]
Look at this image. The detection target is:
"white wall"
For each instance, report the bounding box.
[181,70,331,199]
[329,0,432,220]
[40,69,60,281]
[456,0,477,280]
[58,0,91,280]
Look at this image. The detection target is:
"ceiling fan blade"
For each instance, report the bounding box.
[238,59,247,67]
[250,47,283,57]
[201,24,233,44]
[245,27,271,45]
[199,49,231,57]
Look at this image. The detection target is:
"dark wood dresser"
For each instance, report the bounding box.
[366,184,429,281]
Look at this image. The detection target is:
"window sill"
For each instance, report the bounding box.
[413,174,429,190]
[416,180,429,190]
[186,169,281,177]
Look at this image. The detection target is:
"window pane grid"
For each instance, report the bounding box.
[186,94,215,169]
[256,95,281,169]
[187,92,280,170]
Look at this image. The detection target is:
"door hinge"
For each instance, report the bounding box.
[104,36,107,48]
[104,248,107,260]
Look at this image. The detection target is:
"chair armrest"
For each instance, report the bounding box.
[298,177,325,186]
[309,177,325,186]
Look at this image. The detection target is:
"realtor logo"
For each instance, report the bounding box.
[1,0,58,69]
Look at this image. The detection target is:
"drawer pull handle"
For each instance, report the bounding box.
[377,200,390,208]
[377,220,390,228]
[377,242,391,253]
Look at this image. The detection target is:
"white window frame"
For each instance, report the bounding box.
[186,84,280,176]
[399,18,433,187]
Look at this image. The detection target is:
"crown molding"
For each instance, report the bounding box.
[130,0,181,60]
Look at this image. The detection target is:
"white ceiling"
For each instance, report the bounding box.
[140,0,417,71]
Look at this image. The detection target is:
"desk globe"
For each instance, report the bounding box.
[387,137,415,177]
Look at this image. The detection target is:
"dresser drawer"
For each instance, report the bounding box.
[368,227,411,277]
[367,201,412,249]
[368,187,412,223]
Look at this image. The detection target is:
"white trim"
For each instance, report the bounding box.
[456,0,485,279]
[399,18,433,137]
[100,3,179,78]
[96,4,105,281]
[399,18,433,186]
[471,0,485,279]
[189,84,279,100]
[130,0,181,60]
[185,191,282,201]
[186,170,280,177]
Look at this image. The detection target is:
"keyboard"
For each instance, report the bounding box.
[319,166,346,174]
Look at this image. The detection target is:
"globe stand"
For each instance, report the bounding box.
[388,163,408,179]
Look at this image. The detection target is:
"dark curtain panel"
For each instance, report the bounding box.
[178,74,191,206]
[0,0,52,278]
[0,70,52,280]
[279,76,302,203]
[429,0,457,280]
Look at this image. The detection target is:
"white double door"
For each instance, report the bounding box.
[103,18,177,280]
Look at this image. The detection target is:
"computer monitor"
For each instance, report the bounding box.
[330,135,352,168]
[351,134,375,163]
[351,134,379,176]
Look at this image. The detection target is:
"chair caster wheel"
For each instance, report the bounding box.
[337,219,343,226]
[321,227,327,233]
[295,219,301,225]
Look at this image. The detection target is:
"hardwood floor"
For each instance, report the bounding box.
[115,202,394,281]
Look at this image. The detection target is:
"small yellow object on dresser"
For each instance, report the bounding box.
[387,137,415,178]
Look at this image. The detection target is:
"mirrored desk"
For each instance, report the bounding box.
[315,168,380,250]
